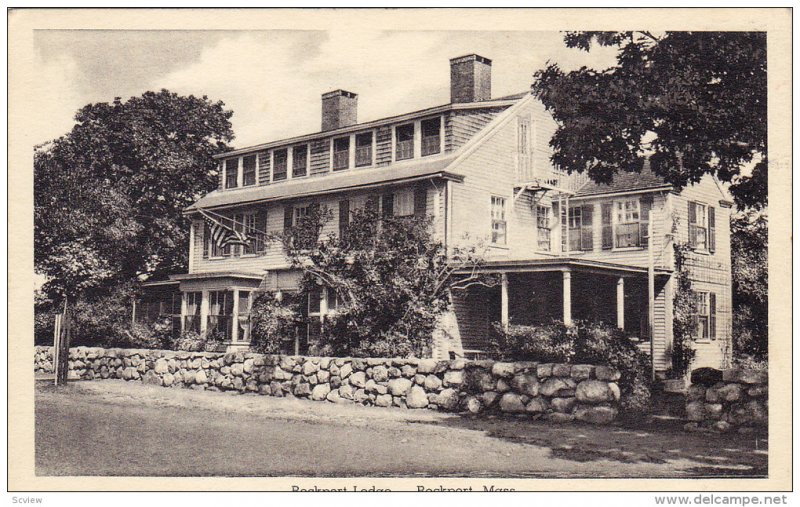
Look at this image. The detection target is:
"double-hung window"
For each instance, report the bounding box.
[421,117,441,156]
[393,189,415,217]
[238,213,256,255]
[615,199,641,248]
[537,205,551,251]
[491,196,507,245]
[183,292,201,333]
[225,158,239,189]
[689,202,708,251]
[568,207,582,252]
[242,155,257,186]
[395,124,414,161]
[208,290,234,341]
[355,132,373,167]
[333,137,350,171]
[292,145,308,178]
[272,149,288,181]
[693,291,717,341]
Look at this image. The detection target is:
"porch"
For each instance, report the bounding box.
[446,259,672,368]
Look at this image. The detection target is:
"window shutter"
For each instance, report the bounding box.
[202,222,209,259]
[256,209,267,254]
[414,186,427,217]
[709,292,717,340]
[284,205,293,231]
[708,206,716,254]
[601,202,613,250]
[382,192,394,218]
[640,196,652,248]
[581,204,593,251]
[338,199,350,238]
[688,201,697,248]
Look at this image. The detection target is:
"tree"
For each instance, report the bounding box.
[34,90,234,300]
[268,200,492,358]
[731,209,768,359]
[532,31,767,210]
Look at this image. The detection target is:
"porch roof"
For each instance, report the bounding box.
[185,155,463,213]
[461,258,673,276]
[168,271,264,282]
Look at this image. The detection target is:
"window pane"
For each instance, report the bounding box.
[333,137,350,170]
[393,189,414,217]
[225,159,238,188]
[355,133,373,167]
[242,155,256,186]
[273,149,288,180]
[421,118,441,156]
[292,145,308,177]
[396,124,414,160]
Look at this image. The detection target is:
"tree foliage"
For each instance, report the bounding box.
[277,200,492,358]
[731,209,768,359]
[34,90,234,300]
[533,31,767,210]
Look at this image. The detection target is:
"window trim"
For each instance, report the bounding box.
[393,188,415,217]
[536,204,552,252]
[490,195,508,246]
[693,290,712,342]
[331,136,351,171]
[271,147,289,182]
[612,198,642,250]
[241,154,257,187]
[354,131,375,168]
[224,157,240,190]
[420,116,442,157]
[393,123,416,162]
[690,201,710,253]
[291,144,310,179]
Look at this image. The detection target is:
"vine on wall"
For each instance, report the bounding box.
[671,243,697,377]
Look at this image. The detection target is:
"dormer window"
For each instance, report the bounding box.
[333,137,350,171]
[355,132,373,167]
[395,124,414,161]
[421,117,441,156]
[273,148,288,181]
[242,155,257,186]
[293,145,308,178]
[225,158,239,189]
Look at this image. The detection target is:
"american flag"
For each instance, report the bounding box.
[199,209,249,249]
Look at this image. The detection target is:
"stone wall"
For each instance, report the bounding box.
[34,346,622,424]
[684,368,768,433]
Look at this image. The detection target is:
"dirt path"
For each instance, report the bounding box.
[35,379,767,478]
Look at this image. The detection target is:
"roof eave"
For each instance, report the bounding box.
[571,185,674,200]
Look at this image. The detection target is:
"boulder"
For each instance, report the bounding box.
[162,373,175,387]
[311,383,331,401]
[686,401,707,422]
[293,382,311,397]
[349,371,367,388]
[525,397,549,414]
[723,368,767,385]
[371,365,389,382]
[712,420,733,433]
[491,362,516,378]
[574,405,618,424]
[243,359,255,374]
[536,363,553,378]
[499,393,527,413]
[316,370,330,383]
[443,370,465,387]
[595,366,621,381]
[540,377,576,397]
[230,363,244,377]
[463,396,482,414]
[302,361,319,376]
[510,373,539,397]
[339,384,354,400]
[417,358,438,374]
[436,388,460,411]
[464,367,495,392]
[570,365,594,380]
[575,380,615,404]
[154,358,169,374]
[691,367,723,386]
[406,386,429,409]
[704,403,724,420]
[550,397,577,414]
[546,412,575,423]
[748,385,768,397]
[496,379,511,393]
[388,377,412,396]
[424,375,442,391]
[339,363,353,379]
[401,365,417,378]
[479,391,499,408]
[413,374,426,385]
[326,390,346,404]
[375,394,393,407]
[687,384,707,401]
[365,379,378,393]
[195,369,209,385]
[552,364,572,377]
[354,389,369,404]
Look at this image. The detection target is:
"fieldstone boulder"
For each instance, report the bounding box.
[525,397,549,414]
[546,412,575,423]
[350,371,367,388]
[463,396,482,414]
[723,368,767,384]
[339,363,353,379]
[339,384,354,400]
[687,384,707,401]
[195,369,208,385]
[540,377,576,397]
[691,367,723,386]
[574,405,618,424]
[717,383,744,402]
[575,380,616,404]
[311,383,331,401]
[552,364,572,377]
[479,391,499,408]
[406,386,429,409]
[388,377,412,396]
[401,365,417,378]
[417,359,438,374]
[230,363,244,377]
[436,388,460,411]
[154,358,169,374]
[302,361,319,376]
[243,359,255,374]
[550,397,577,414]
[375,394,393,407]
[595,366,621,381]
[424,375,442,391]
[686,401,707,421]
[496,379,511,393]
[499,392,527,413]
[371,365,389,382]
[712,420,733,433]
[704,403,724,419]
[443,370,464,387]
[510,373,539,397]
[570,365,593,380]
[491,362,516,378]
[316,370,330,383]
[293,382,311,397]
[464,367,494,392]
[536,363,553,378]
[748,385,767,397]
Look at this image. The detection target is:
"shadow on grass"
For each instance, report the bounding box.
[406,411,768,477]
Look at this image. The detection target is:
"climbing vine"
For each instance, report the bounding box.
[671,243,697,377]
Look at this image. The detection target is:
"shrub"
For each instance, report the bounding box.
[490,320,652,414]
[123,318,173,349]
[250,291,303,354]
[172,330,206,352]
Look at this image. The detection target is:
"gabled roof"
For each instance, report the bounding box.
[574,160,672,197]
[186,154,462,212]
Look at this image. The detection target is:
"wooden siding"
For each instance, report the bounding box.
[444,108,505,152]
[256,151,270,186]
[375,126,392,166]
[671,176,733,369]
[309,139,331,176]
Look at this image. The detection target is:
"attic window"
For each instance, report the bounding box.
[225,158,239,189]
[293,145,308,178]
[242,155,257,186]
[333,137,350,171]
[421,117,441,156]
[273,149,288,181]
[355,132,373,167]
[395,124,414,161]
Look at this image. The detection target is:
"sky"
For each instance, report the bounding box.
[32,30,619,149]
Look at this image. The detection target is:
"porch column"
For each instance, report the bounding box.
[200,290,209,335]
[231,288,240,342]
[616,277,625,329]
[500,273,509,330]
[562,270,572,326]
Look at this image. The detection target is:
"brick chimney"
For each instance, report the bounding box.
[450,54,492,103]
[321,90,358,131]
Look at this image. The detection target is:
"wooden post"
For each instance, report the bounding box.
[500,273,509,331]
[562,270,572,326]
[616,277,625,329]
[647,219,656,382]
[54,297,71,386]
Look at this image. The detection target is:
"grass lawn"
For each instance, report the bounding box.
[35,379,768,478]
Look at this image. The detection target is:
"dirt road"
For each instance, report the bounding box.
[35,379,767,478]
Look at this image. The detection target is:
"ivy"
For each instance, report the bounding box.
[671,243,697,377]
